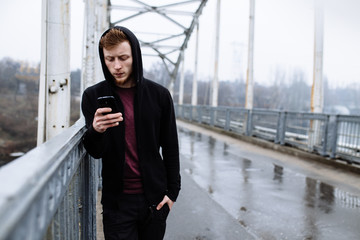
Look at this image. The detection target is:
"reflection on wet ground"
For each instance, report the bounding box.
[178,127,360,240]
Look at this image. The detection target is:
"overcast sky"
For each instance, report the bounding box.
[1,0,359,88]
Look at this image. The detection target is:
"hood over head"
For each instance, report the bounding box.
[98,26,144,87]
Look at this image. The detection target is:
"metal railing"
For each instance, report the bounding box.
[0,104,358,240]
[175,104,360,164]
[333,115,360,162]
[0,119,99,240]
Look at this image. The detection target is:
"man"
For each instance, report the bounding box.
[81,26,181,240]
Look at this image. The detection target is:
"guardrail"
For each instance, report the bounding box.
[0,119,98,240]
[175,104,360,164]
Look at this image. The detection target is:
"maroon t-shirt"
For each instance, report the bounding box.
[116,86,143,194]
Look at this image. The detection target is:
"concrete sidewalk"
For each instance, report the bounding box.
[96,169,255,240]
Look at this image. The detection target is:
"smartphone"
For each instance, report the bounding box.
[97,96,118,114]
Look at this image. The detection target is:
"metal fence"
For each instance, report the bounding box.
[175,104,360,164]
[0,119,99,240]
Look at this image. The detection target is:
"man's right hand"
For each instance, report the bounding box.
[92,107,123,133]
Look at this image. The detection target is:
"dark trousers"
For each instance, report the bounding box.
[102,194,170,240]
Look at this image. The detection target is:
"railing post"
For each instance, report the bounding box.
[225,108,231,131]
[329,115,338,158]
[210,107,215,126]
[321,115,330,156]
[276,111,286,145]
[181,105,185,120]
[198,106,202,123]
[174,103,178,117]
[189,105,193,121]
[82,155,98,240]
[176,104,180,119]
[246,109,253,136]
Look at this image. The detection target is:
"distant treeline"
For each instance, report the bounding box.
[0,57,81,166]
[145,62,360,115]
[1,57,359,166]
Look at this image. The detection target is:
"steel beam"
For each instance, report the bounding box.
[95,0,110,84]
[191,21,199,106]
[82,0,109,93]
[179,50,185,104]
[245,0,255,109]
[311,0,324,113]
[309,0,325,147]
[211,0,221,107]
[37,0,71,145]
[108,0,208,97]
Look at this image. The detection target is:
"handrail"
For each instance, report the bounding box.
[0,119,98,240]
[175,104,360,164]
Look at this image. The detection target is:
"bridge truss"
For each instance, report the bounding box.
[108,0,208,94]
[38,0,325,145]
[38,0,208,144]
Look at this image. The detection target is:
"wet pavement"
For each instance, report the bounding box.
[165,165,256,240]
[168,120,360,240]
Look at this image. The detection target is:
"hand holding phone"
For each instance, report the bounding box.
[93,96,123,133]
[97,96,118,114]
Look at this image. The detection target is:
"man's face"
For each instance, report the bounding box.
[103,41,134,88]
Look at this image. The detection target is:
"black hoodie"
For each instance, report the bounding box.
[81,26,181,207]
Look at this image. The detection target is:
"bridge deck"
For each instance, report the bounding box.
[96,120,360,239]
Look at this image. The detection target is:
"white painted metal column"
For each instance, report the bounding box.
[37,0,71,145]
[82,0,109,93]
[169,79,175,98]
[191,21,199,106]
[82,0,97,92]
[245,0,255,109]
[211,0,221,107]
[309,0,324,148]
[311,0,324,113]
[95,0,109,84]
[178,50,185,104]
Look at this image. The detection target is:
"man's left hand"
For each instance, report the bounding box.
[156,195,174,211]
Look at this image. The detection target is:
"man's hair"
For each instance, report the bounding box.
[100,28,129,49]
